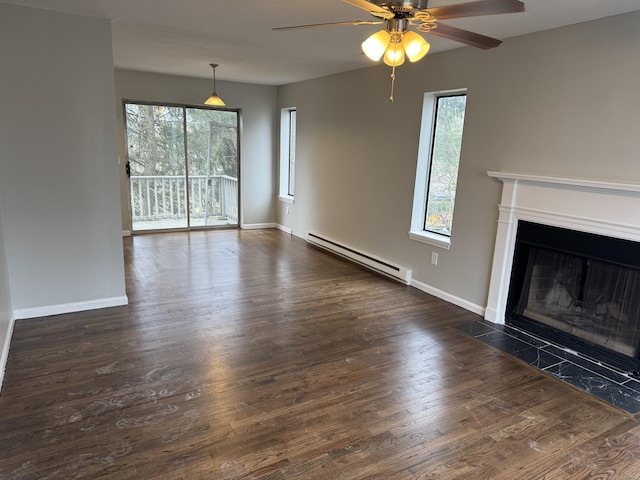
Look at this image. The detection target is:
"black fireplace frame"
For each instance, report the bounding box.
[506,220,640,376]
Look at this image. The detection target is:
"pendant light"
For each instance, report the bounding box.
[204,63,225,106]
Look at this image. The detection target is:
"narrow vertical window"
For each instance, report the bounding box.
[288,109,296,197]
[279,107,296,202]
[410,91,466,249]
[424,94,466,236]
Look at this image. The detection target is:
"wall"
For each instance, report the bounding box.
[0,4,127,317]
[0,192,13,390]
[276,10,640,312]
[114,70,278,232]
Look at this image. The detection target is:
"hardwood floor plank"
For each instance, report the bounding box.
[0,229,638,479]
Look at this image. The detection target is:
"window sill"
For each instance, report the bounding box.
[408,230,451,250]
[278,195,294,204]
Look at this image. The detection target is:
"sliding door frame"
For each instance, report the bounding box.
[123,99,241,234]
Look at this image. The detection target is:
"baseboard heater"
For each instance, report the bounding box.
[307,232,412,285]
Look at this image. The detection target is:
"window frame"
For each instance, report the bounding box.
[409,90,467,250]
[278,107,296,203]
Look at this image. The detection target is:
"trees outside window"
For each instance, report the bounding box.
[424,94,466,236]
[409,91,467,249]
[125,102,239,230]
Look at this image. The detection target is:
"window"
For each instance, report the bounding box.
[410,91,467,249]
[279,108,296,202]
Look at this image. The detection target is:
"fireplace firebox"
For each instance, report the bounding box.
[507,221,640,375]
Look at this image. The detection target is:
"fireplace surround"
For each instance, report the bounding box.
[485,171,640,374]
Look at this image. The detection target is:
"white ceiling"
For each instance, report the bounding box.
[3,0,640,85]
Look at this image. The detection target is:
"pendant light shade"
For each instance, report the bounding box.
[383,38,405,67]
[362,30,391,62]
[205,94,225,106]
[204,63,225,106]
[402,31,430,63]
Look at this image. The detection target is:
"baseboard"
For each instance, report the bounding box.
[14,295,129,320]
[241,223,276,230]
[276,224,292,235]
[0,313,16,395]
[122,230,132,237]
[411,279,486,316]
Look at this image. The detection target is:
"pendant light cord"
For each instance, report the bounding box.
[389,65,397,103]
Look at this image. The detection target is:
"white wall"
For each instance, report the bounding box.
[0,4,127,317]
[114,70,278,231]
[277,10,640,312]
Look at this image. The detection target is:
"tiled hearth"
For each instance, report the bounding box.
[457,320,640,414]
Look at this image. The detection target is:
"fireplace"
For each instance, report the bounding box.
[485,171,640,376]
[506,221,640,374]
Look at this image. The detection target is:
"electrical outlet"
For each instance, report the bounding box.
[431,252,438,265]
[285,206,290,215]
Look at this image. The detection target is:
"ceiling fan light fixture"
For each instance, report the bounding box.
[204,63,225,106]
[276,0,525,102]
[362,29,391,62]
[402,30,430,62]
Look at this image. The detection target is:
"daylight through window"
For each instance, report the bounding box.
[409,91,466,249]
[288,109,296,196]
[424,94,466,236]
[124,102,240,232]
[279,108,296,201]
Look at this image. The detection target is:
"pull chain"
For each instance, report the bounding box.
[389,65,396,103]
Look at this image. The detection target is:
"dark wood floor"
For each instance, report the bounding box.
[1,229,639,479]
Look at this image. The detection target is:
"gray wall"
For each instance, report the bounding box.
[0,4,127,315]
[114,70,278,231]
[0,192,12,387]
[0,194,11,320]
[277,10,640,311]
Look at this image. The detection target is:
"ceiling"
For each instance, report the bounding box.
[3,0,640,85]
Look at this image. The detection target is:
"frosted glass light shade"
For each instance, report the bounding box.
[402,31,430,62]
[204,93,225,106]
[383,41,405,66]
[362,30,391,62]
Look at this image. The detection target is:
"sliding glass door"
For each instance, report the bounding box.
[186,109,239,227]
[125,102,239,232]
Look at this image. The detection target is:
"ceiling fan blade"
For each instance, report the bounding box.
[342,0,394,18]
[426,0,524,20]
[273,20,384,31]
[426,22,502,49]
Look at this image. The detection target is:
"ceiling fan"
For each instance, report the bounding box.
[275,0,525,100]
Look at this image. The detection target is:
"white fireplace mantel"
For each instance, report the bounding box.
[485,171,640,324]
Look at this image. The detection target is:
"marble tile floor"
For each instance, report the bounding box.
[457,320,640,415]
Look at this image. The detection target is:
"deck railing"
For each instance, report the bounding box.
[130,175,238,224]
